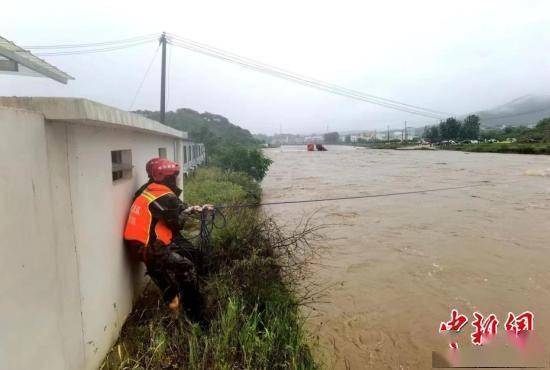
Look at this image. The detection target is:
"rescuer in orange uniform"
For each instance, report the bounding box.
[124,158,212,319]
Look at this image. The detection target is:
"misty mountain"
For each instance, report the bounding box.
[475,94,550,128]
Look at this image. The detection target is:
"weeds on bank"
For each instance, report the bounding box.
[102,168,322,369]
[445,142,550,155]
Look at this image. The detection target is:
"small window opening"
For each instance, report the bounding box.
[111,150,133,182]
[183,146,187,163]
[158,147,167,158]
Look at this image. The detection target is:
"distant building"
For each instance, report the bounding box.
[304,135,324,143]
[271,134,306,145]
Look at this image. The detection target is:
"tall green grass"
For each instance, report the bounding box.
[102,167,318,369]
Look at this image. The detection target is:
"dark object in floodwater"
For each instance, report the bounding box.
[316,144,327,151]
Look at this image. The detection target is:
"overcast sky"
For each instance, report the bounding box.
[3,1,550,134]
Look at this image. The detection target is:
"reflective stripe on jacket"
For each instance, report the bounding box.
[124,183,174,247]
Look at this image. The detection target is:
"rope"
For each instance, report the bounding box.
[185,208,227,249]
[192,179,509,246]
[216,181,496,209]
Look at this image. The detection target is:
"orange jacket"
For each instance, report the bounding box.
[124,183,174,248]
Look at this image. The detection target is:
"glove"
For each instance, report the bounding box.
[184,204,215,214]
[184,205,203,214]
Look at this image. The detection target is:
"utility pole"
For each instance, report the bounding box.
[404,121,407,141]
[159,32,167,123]
[279,123,283,152]
[387,125,390,143]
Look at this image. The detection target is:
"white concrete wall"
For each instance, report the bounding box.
[45,121,86,370]
[0,102,204,370]
[0,108,70,370]
[63,122,179,369]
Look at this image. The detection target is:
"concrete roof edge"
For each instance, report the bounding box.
[0,97,187,139]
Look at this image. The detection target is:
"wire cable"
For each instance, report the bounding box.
[129,44,161,110]
[35,40,155,56]
[166,33,451,119]
[23,34,158,50]
[169,40,443,118]
[24,32,454,119]
[171,40,446,118]
[169,34,451,117]
[168,39,447,119]
[24,32,452,119]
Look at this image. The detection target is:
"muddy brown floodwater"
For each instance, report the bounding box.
[261,146,550,369]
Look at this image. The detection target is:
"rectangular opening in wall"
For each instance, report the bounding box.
[158,147,167,158]
[111,150,133,182]
[183,146,187,163]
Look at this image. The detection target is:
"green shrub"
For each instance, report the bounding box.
[210,145,273,181]
[185,179,246,206]
[185,168,262,205]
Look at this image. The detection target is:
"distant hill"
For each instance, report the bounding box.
[474,94,550,128]
[135,108,258,151]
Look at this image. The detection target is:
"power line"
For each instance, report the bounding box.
[167,33,450,116]
[23,34,158,50]
[168,39,444,118]
[24,32,453,119]
[166,33,451,119]
[129,44,161,110]
[167,35,448,118]
[35,40,155,56]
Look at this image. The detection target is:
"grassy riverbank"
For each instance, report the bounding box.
[364,142,415,149]
[443,142,550,155]
[360,141,550,155]
[101,167,317,369]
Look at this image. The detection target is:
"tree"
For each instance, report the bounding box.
[324,131,339,144]
[536,117,550,142]
[344,135,351,143]
[136,108,259,155]
[461,114,480,140]
[423,125,440,143]
[211,145,273,181]
[439,117,461,140]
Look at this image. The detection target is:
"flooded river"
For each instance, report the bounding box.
[262,146,550,369]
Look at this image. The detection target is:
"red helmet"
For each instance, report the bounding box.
[146,158,180,182]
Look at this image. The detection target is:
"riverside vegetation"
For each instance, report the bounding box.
[102,150,321,369]
[428,116,550,155]
[360,116,550,155]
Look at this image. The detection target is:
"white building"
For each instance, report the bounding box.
[0,97,205,370]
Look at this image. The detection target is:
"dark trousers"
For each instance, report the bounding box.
[144,238,203,319]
